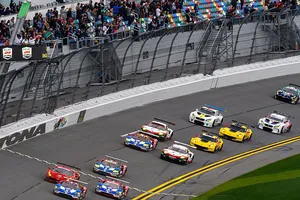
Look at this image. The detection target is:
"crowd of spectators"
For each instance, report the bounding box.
[0,0,298,46]
[0,0,186,46]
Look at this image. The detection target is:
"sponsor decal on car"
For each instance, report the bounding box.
[0,123,46,148]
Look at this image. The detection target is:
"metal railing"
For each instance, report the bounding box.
[1,9,300,127]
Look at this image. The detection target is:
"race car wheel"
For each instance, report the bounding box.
[287,124,292,132]
[212,146,216,153]
[279,127,283,134]
[248,134,252,141]
[218,144,223,151]
[241,136,246,143]
[212,120,216,127]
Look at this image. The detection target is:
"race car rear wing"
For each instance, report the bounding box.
[105,155,128,163]
[202,130,218,137]
[153,118,176,126]
[57,162,81,171]
[289,83,300,89]
[273,111,294,119]
[231,120,255,128]
[204,104,226,112]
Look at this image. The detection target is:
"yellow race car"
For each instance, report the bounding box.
[190,130,224,153]
[219,120,253,142]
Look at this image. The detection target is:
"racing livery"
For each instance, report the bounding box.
[45,163,81,183]
[160,141,195,164]
[95,179,129,199]
[257,111,292,134]
[274,83,300,104]
[124,131,158,151]
[190,130,224,152]
[140,118,175,140]
[93,155,128,178]
[219,120,254,142]
[53,179,87,200]
[189,104,224,127]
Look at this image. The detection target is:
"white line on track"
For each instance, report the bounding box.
[120,131,136,137]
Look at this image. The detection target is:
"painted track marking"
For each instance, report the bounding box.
[133,135,300,199]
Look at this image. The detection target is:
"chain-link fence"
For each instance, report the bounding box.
[1,8,300,127]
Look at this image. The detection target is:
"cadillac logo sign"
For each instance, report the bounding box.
[2,47,12,60]
[22,47,32,59]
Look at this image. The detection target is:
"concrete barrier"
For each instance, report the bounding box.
[1,55,300,148]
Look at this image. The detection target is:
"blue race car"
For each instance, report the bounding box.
[274,83,300,104]
[124,131,158,151]
[93,155,128,178]
[95,179,129,199]
[53,179,87,200]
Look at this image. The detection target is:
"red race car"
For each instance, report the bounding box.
[95,178,129,199]
[45,162,81,183]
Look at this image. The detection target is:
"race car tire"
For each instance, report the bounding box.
[168,132,174,139]
[220,118,223,125]
[212,120,216,127]
[153,141,158,150]
[248,134,252,141]
[190,156,194,163]
[145,146,150,152]
[160,154,164,160]
[218,144,223,151]
[241,136,246,143]
[279,127,283,134]
[212,146,216,153]
[287,124,292,132]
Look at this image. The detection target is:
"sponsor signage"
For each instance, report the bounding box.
[0,45,48,61]
[77,110,86,123]
[0,123,46,148]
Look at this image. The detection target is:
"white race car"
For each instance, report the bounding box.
[140,118,175,140]
[257,111,292,134]
[160,141,195,164]
[189,104,224,127]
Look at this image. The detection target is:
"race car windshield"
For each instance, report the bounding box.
[199,107,215,115]
[169,146,187,154]
[54,168,73,176]
[148,122,167,130]
[229,125,246,132]
[268,116,284,122]
[61,182,79,189]
[200,135,217,142]
[102,160,118,168]
[283,88,298,95]
[136,135,150,142]
[103,181,119,189]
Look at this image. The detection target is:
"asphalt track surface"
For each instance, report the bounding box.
[1,73,300,200]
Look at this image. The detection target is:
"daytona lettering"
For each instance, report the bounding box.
[0,123,46,148]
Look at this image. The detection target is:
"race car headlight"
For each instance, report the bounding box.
[55,186,58,189]
[180,156,186,160]
[192,113,195,117]
[274,126,280,129]
[125,138,130,141]
[76,192,81,196]
[209,144,213,147]
[163,150,168,154]
[206,119,212,122]
[159,132,164,135]
[96,185,100,188]
[237,134,242,137]
[118,191,123,196]
[94,164,100,168]
[48,171,52,177]
[143,143,149,146]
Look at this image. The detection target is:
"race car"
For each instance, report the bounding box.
[274,83,300,104]
[93,155,128,178]
[53,179,87,200]
[45,162,81,183]
[257,111,292,134]
[95,178,129,199]
[124,131,158,151]
[140,118,175,140]
[190,130,224,152]
[219,120,253,142]
[189,104,224,127]
[160,141,195,164]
